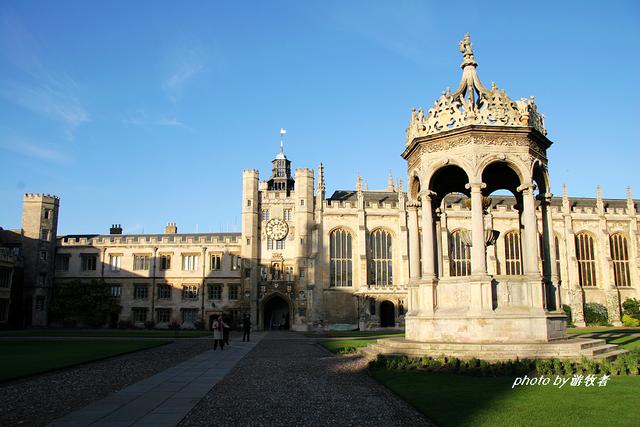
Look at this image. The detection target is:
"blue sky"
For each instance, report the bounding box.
[1,1,639,235]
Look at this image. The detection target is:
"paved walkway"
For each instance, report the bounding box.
[180,331,431,426]
[49,333,264,427]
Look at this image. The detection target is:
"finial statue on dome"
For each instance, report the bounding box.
[458,33,477,68]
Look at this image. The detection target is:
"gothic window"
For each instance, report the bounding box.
[284,209,292,221]
[157,284,171,299]
[182,254,199,271]
[110,254,121,271]
[504,231,523,275]
[228,284,239,300]
[132,307,147,323]
[449,230,470,276]
[610,234,631,287]
[330,228,352,287]
[182,308,197,323]
[156,308,171,323]
[575,233,597,287]
[111,284,122,298]
[210,254,221,270]
[133,254,151,271]
[55,254,70,272]
[276,240,285,250]
[369,229,392,286]
[182,284,199,300]
[81,254,97,271]
[208,283,222,300]
[134,284,149,299]
[159,255,171,270]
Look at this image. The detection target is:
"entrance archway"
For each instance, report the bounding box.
[380,300,395,327]
[263,294,290,330]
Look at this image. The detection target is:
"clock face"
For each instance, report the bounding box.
[265,218,288,241]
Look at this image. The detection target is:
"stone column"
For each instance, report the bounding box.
[540,193,561,310]
[466,182,487,276]
[419,191,436,315]
[420,192,435,278]
[519,183,544,310]
[407,203,420,280]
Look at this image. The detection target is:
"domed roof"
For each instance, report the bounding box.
[406,34,546,145]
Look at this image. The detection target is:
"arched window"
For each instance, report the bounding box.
[369,229,393,286]
[330,229,352,287]
[610,234,631,287]
[449,230,470,276]
[504,231,523,275]
[576,233,597,287]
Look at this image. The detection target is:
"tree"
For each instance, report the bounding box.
[50,279,121,327]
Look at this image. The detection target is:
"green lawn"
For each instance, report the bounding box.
[320,339,377,354]
[0,329,212,338]
[567,327,640,335]
[372,369,639,427]
[0,340,170,382]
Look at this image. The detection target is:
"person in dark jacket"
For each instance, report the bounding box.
[242,313,251,342]
[222,314,231,346]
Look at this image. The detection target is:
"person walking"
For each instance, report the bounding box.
[222,314,231,346]
[212,316,227,350]
[242,313,251,342]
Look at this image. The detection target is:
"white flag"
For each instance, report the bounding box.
[280,128,287,135]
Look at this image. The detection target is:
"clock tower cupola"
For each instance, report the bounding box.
[267,128,295,194]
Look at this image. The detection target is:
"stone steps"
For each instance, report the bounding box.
[358,337,628,362]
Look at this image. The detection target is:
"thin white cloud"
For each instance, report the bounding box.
[122,109,193,132]
[0,10,89,138]
[0,80,88,128]
[0,136,70,164]
[162,43,208,103]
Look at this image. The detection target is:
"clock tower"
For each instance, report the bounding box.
[241,131,316,331]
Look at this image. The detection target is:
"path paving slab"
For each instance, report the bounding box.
[48,334,263,427]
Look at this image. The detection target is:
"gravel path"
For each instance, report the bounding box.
[0,338,213,427]
[180,331,433,426]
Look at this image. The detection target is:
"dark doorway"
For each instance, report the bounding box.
[263,295,290,330]
[380,300,395,327]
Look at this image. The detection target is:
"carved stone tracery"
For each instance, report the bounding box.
[406,34,547,145]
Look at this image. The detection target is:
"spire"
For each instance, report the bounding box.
[562,182,568,199]
[627,186,633,201]
[387,172,394,192]
[562,182,570,213]
[627,186,636,215]
[596,185,604,214]
[356,176,362,193]
[276,128,287,159]
[452,33,488,110]
[317,162,325,193]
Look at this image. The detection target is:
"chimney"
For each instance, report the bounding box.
[110,224,123,235]
[165,222,177,234]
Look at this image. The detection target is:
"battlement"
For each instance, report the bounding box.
[24,193,60,203]
[58,232,242,247]
[242,169,260,176]
[295,168,314,177]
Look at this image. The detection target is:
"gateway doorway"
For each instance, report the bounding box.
[380,300,395,327]
[263,295,290,330]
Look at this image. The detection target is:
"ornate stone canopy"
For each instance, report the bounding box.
[406,34,547,145]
